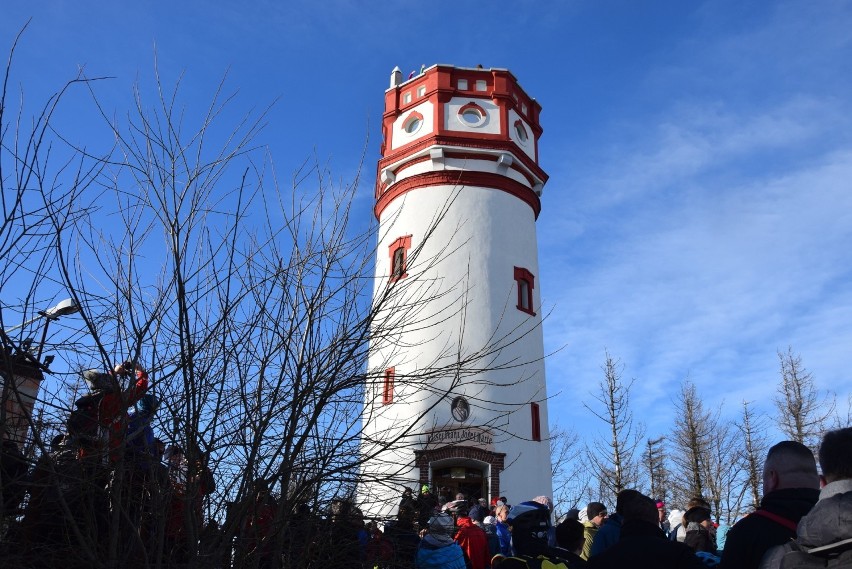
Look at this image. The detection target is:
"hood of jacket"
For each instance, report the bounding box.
[797,482,852,548]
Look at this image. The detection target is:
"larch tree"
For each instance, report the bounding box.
[702,418,746,524]
[774,347,835,454]
[669,380,715,507]
[736,400,768,513]
[643,436,669,506]
[584,351,644,497]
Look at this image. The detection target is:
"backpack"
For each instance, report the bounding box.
[67,392,107,447]
[493,554,571,569]
[761,538,852,569]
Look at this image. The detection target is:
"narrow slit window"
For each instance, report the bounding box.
[530,403,541,441]
[389,235,413,282]
[383,368,395,405]
[531,402,541,441]
[513,267,535,315]
[392,247,405,279]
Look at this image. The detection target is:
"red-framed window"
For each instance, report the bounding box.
[382,368,395,405]
[389,235,412,282]
[514,267,535,315]
[531,402,541,442]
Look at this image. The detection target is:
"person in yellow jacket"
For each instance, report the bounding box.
[581,502,608,560]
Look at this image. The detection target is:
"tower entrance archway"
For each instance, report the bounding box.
[432,464,487,501]
[414,446,506,500]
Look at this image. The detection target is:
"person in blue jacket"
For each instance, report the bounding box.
[416,512,467,569]
[495,503,513,556]
[590,489,643,557]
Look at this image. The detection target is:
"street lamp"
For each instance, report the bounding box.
[5,297,81,333]
[35,298,80,361]
[3,298,81,363]
[0,297,81,445]
[43,298,80,320]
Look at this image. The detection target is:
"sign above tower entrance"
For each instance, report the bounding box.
[424,427,494,451]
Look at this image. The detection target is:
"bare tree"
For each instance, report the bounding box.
[642,436,669,505]
[550,421,587,520]
[584,351,644,497]
[774,347,834,453]
[833,395,852,430]
[702,418,746,524]
[736,400,768,513]
[2,42,549,568]
[0,23,109,534]
[669,380,715,507]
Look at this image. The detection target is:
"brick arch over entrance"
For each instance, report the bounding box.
[414,446,506,499]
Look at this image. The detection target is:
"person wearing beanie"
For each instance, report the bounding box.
[532,495,558,548]
[416,513,467,569]
[481,515,502,558]
[581,502,607,560]
[448,501,490,569]
[417,485,439,529]
[760,427,852,568]
[682,504,716,555]
[672,497,711,543]
[469,497,488,523]
[656,500,670,534]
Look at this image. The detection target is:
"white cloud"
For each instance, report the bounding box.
[541,1,852,440]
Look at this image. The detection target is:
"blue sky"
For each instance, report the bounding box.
[3,1,851,446]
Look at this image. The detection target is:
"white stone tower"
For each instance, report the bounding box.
[359,65,551,518]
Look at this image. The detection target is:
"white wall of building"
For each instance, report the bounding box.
[359,183,552,517]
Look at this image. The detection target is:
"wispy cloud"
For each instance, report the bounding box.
[542,1,852,438]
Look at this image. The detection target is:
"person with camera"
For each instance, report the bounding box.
[72,361,150,464]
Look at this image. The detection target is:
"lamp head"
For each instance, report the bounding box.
[44,298,79,320]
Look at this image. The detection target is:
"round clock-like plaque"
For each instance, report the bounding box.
[451,396,470,422]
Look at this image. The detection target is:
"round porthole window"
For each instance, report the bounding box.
[461,108,483,124]
[403,112,423,135]
[458,103,487,127]
[514,120,529,143]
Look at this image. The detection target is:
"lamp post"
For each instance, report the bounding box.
[1,298,80,445]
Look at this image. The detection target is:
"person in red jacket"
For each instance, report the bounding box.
[448,501,490,569]
[76,362,149,463]
[239,480,278,569]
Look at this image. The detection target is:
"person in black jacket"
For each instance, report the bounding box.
[719,440,820,569]
[587,492,704,569]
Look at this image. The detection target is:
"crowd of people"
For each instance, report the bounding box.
[377,428,852,569]
[0,362,221,567]
[1,360,850,568]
